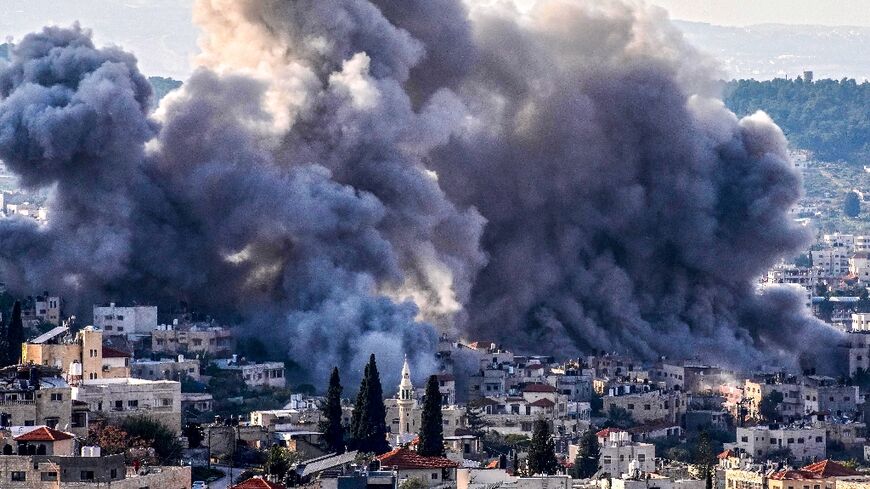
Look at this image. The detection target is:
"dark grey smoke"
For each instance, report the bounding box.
[0,1,845,384]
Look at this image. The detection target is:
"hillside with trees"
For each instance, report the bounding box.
[724,78,870,164]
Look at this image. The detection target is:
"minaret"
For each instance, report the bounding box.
[397,355,415,438]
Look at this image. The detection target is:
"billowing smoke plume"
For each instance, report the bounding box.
[0,0,843,384]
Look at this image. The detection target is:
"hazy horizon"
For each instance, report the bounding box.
[2,0,870,81]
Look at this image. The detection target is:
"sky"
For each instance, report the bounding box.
[649,0,870,27]
[2,0,870,80]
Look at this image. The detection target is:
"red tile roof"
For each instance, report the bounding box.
[717,449,734,460]
[529,398,555,408]
[770,470,822,481]
[596,428,626,438]
[801,460,860,478]
[377,448,459,469]
[231,478,287,489]
[14,427,74,442]
[522,383,556,393]
[102,346,131,358]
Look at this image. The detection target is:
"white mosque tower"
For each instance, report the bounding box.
[397,355,415,439]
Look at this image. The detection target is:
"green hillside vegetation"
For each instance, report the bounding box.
[724,78,870,164]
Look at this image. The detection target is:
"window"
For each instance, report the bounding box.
[11,471,26,481]
[40,472,57,481]
[110,468,117,479]
[45,417,59,429]
[116,315,124,320]
[161,398,172,407]
[432,473,439,479]
[128,400,139,408]
[627,404,635,410]
[741,436,749,442]
[81,471,95,481]
[815,436,823,442]
[24,420,34,426]
[638,454,646,462]
[50,393,62,401]
[105,325,113,331]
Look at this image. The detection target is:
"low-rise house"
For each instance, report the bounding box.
[7,426,76,456]
[603,388,686,424]
[456,468,571,489]
[0,449,190,487]
[22,293,62,326]
[377,447,459,487]
[0,365,87,437]
[72,377,181,434]
[22,327,130,383]
[628,421,682,442]
[151,321,234,356]
[213,357,286,389]
[131,355,201,382]
[92,303,158,337]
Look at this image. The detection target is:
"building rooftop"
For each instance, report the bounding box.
[377,448,459,469]
[231,478,287,489]
[14,426,74,442]
[522,383,557,393]
[80,377,178,386]
[102,346,131,358]
[801,460,860,478]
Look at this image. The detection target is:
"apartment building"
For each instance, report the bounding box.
[72,378,182,434]
[22,326,130,383]
[92,303,158,336]
[0,365,88,437]
[151,322,234,356]
[736,425,825,461]
[131,355,201,382]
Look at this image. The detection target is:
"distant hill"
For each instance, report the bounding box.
[147,76,182,104]
[723,78,870,164]
[674,21,870,81]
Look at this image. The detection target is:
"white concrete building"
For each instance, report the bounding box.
[598,430,655,478]
[71,378,182,434]
[735,425,825,461]
[213,357,285,389]
[131,356,200,382]
[93,304,158,336]
[850,252,870,282]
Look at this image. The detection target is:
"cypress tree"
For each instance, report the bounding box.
[319,367,345,454]
[695,431,716,489]
[350,354,390,454]
[572,427,600,479]
[418,375,444,456]
[350,364,370,450]
[363,354,390,454]
[527,419,559,475]
[465,403,488,437]
[7,301,23,365]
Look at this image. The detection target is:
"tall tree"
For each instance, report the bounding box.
[7,301,23,365]
[350,364,370,449]
[527,419,559,475]
[845,191,861,218]
[465,403,488,437]
[572,427,600,479]
[319,367,345,454]
[418,375,444,456]
[758,390,784,422]
[350,354,391,454]
[695,431,716,489]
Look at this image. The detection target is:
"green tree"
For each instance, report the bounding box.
[121,416,183,462]
[605,405,633,429]
[844,191,861,217]
[264,445,294,481]
[465,403,488,437]
[399,478,427,489]
[572,427,600,479]
[319,367,345,454]
[350,354,390,454]
[418,375,444,457]
[758,390,784,422]
[527,419,559,475]
[7,301,23,364]
[695,431,716,489]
